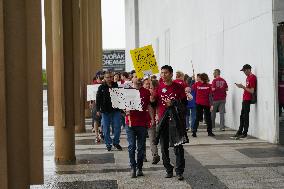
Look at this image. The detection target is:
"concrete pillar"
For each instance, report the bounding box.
[93,0,103,76]
[0,0,43,188]
[87,0,102,86]
[74,0,86,133]
[81,0,91,118]
[44,0,54,126]
[0,1,8,188]
[52,0,76,163]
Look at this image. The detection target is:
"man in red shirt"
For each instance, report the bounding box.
[152,65,187,181]
[234,64,257,138]
[125,78,154,178]
[211,69,228,131]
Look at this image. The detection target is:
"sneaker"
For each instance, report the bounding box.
[130,169,137,178]
[152,155,160,164]
[177,174,184,181]
[107,146,112,151]
[165,172,173,178]
[192,132,197,137]
[91,127,96,133]
[208,132,215,137]
[114,144,122,151]
[137,169,144,176]
[231,131,241,138]
[95,137,100,143]
[239,133,247,139]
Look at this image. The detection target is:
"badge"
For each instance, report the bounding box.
[162,88,167,93]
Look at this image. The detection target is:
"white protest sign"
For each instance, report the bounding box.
[109,88,143,111]
[87,84,100,101]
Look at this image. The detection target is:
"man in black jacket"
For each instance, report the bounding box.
[96,71,122,151]
[151,65,187,181]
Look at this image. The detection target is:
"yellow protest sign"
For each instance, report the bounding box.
[130,45,159,78]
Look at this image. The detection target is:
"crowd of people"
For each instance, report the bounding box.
[89,64,257,180]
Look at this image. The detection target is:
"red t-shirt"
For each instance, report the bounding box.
[92,80,102,84]
[212,77,228,101]
[155,81,186,119]
[126,87,150,127]
[191,82,212,107]
[243,74,257,101]
[174,79,188,89]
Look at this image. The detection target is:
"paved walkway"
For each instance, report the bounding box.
[32,91,284,189]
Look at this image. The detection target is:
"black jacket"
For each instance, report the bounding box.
[155,100,189,147]
[96,82,119,113]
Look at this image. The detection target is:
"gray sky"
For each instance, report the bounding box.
[42,0,126,69]
[102,0,125,49]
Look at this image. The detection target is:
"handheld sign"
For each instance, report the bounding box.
[130,45,159,78]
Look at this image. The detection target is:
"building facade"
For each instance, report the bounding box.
[125,0,284,143]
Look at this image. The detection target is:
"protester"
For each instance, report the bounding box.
[211,69,228,131]
[114,72,121,85]
[125,77,154,178]
[143,78,160,164]
[191,73,215,137]
[96,71,122,151]
[90,73,103,142]
[120,72,132,88]
[279,71,284,116]
[152,65,188,181]
[174,71,188,89]
[151,75,157,81]
[234,64,257,139]
[185,86,196,132]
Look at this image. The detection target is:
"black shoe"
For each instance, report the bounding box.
[165,172,173,178]
[130,169,137,178]
[192,132,197,137]
[208,132,215,137]
[107,146,112,151]
[232,131,242,138]
[177,174,184,181]
[152,155,160,164]
[239,133,247,139]
[137,169,144,177]
[114,144,122,151]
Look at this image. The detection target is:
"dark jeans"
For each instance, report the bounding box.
[194,104,212,133]
[238,100,251,134]
[125,125,147,170]
[160,125,185,175]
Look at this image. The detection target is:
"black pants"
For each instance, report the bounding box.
[238,100,251,134]
[194,104,212,133]
[160,125,185,175]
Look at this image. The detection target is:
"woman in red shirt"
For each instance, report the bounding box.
[191,73,215,137]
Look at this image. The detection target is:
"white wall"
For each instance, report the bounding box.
[125,0,284,143]
[125,0,136,71]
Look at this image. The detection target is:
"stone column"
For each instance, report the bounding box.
[82,0,93,119]
[44,0,54,126]
[0,0,43,188]
[52,0,76,163]
[0,1,8,188]
[74,0,86,133]
[93,0,103,76]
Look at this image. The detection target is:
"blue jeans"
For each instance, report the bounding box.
[186,107,196,130]
[125,125,147,170]
[101,111,121,148]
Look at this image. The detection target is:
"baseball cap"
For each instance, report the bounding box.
[240,64,252,71]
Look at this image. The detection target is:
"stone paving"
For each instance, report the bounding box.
[31,91,284,189]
